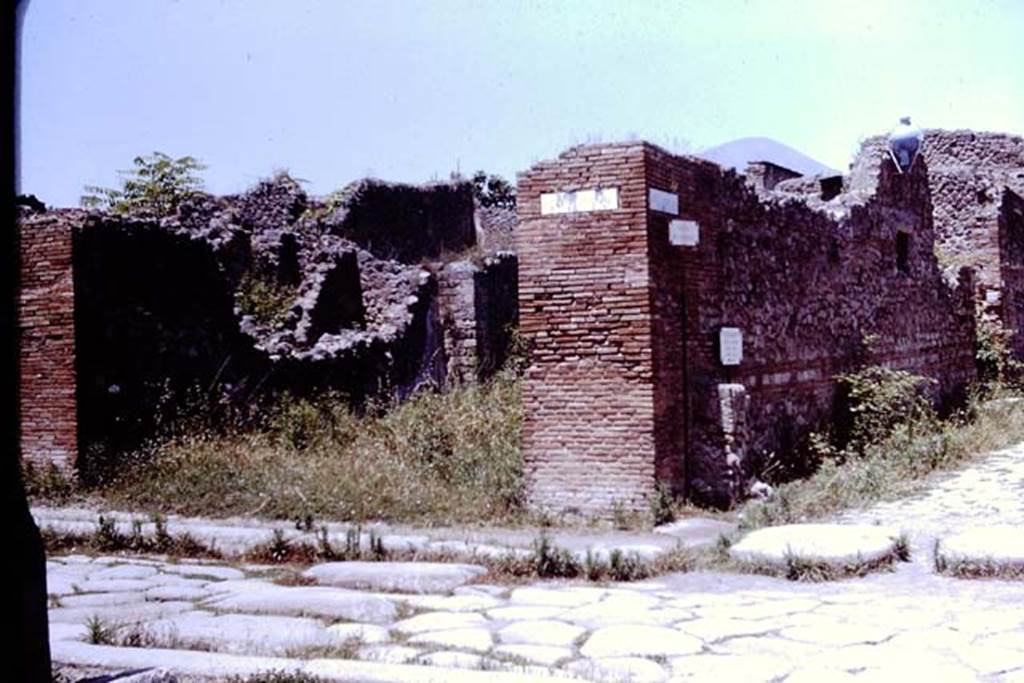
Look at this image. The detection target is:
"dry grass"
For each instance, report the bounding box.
[91,375,522,526]
[741,386,1024,530]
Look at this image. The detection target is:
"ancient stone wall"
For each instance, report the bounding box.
[918,130,1024,286]
[744,161,801,192]
[474,253,519,379]
[17,175,518,475]
[326,179,476,262]
[646,145,976,505]
[518,140,977,512]
[998,188,1024,358]
[17,210,78,471]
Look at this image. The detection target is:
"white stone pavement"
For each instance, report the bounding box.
[46,442,1024,682]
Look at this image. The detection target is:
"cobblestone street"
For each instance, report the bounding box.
[44,442,1024,682]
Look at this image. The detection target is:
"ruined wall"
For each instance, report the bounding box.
[17,175,518,475]
[744,161,801,192]
[71,216,255,481]
[646,144,976,505]
[518,140,977,513]
[326,179,476,262]
[999,189,1024,358]
[517,144,657,514]
[474,253,519,379]
[17,210,78,471]
[919,130,1024,287]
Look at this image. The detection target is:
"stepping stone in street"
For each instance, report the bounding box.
[935,526,1024,578]
[302,561,486,594]
[729,524,904,578]
[203,583,397,623]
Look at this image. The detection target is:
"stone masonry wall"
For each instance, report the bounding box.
[18,175,518,475]
[17,210,78,471]
[646,144,976,505]
[999,189,1024,358]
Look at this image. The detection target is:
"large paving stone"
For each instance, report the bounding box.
[487,606,566,621]
[303,561,486,594]
[416,650,487,669]
[730,524,901,568]
[146,585,211,602]
[392,611,488,635]
[508,587,605,608]
[203,583,397,623]
[48,601,197,625]
[407,627,493,652]
[654,517,737,544]
[74,578,155,594]
[91,565,159,581]
[50,640,304,679]
[937,526,1024,572]
[580,625,703,658]
[59,592,146,608]
[493,644,573,666]
[497,620,585,647]
[400,593,503,612]
[143,612,336,655]
[566,656,669,683]
[557,593,668,628]
[355,644,423,663]
[326,622,391,644]
[162,563,246,581]
[669,653,793,681]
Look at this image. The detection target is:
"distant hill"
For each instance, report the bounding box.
[699,137,839,176]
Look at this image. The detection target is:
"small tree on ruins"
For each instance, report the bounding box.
[81,151,207,216]
[470,170,516,209]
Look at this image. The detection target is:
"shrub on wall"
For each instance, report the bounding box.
[81,152,207,217]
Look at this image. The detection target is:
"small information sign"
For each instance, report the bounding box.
[719,327,743,366]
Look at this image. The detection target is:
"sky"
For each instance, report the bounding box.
[17,0,1024,207]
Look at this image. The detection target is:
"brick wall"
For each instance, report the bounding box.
[18,210,79,471]
[516,144,656,515]
[518,140,978,512]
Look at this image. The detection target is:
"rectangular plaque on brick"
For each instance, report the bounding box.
[719,327,743,366]
[669,219,700,246]
[648,187,679,215]
[540,187,619,215]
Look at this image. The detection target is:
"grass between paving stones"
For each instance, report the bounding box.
[85,615,198,651]
[28,375,524,526]
[41,513,222,560]
[227,674,325,683]
[740,380,1024,531]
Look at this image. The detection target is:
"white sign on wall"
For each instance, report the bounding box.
[648,187,679,215]
[540,187,619,215]
[719,327,743,366]
[669,219,700,246]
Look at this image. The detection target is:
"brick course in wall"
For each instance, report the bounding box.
[518,139,978,513]
[17,210,79,471]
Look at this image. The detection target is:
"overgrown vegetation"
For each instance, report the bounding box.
[81,151,207,216]
[236,272,298,327]
[975,313,1024,386]
[90,375,522,526]
[469,170,516,209]
[741,361,1024,530]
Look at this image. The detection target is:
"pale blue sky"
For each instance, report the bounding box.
[18,0,1024,207]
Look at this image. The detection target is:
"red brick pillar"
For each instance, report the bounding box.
[18,212,78,471]
[516,143,658,516]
